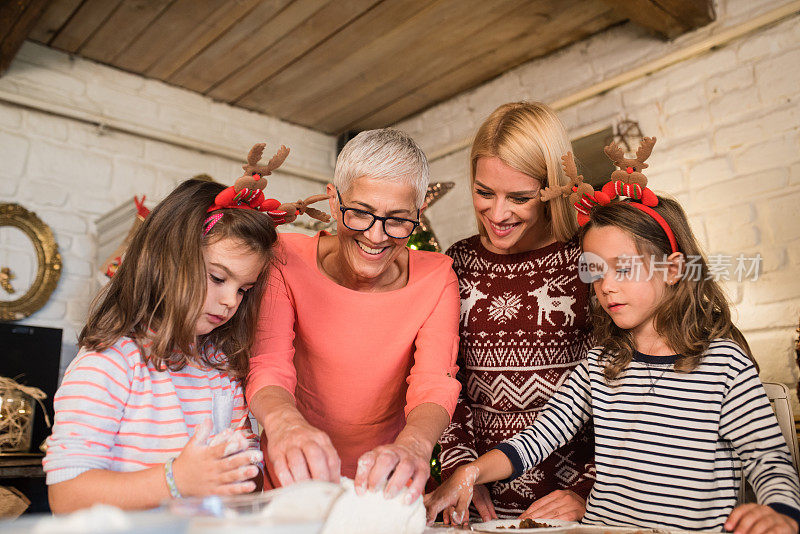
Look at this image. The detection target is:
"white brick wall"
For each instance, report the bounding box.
[0,43,336,372]
[395,0,800,405]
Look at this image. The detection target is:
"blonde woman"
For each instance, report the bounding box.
[438,102,595,523]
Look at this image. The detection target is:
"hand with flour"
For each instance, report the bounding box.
[354,437,430,504]
[424,449,514,525]
[254,387,341,486]
[207,426,254,457]
[424,464,478,525]
[354,403,451,505]
[172,418,263,497]
[441,483,497,525]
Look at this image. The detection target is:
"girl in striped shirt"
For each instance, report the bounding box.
[45,179,278,512]
[426,194,800,533]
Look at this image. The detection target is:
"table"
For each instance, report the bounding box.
[0,455,44,479]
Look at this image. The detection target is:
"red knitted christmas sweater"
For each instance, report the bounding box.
[440,235,596,518]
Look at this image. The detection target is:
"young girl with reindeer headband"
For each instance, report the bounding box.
[44,143,315,512]
[426,138,800,533]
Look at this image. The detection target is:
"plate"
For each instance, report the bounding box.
[471,518,577,533]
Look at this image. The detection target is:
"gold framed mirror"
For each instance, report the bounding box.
[0,204,61,321]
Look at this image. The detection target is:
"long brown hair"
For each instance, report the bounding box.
[470,102,578,242]
[580,196,754,381]
[79,179,278,380]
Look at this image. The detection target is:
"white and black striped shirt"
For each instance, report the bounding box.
[496,339,800,530]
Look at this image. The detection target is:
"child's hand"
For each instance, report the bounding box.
[172,418,264,497]
[520,489,586,521]
[423,464,479,525]
[472,483,498,522]
[207,427,252,457]
[725,503,798,534]
[441,483,497,525]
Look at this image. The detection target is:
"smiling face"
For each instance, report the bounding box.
[472,157,550,254]
[581,224,670,346]
[196,237,265,336]
[327,175,419,288]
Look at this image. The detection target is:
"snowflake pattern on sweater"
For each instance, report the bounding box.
[440,235,596,517]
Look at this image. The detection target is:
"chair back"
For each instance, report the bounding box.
[763,382,800,472]
[739,382,800,503]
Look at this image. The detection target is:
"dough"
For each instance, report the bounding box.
[321,478,425,534]
[262,480,343,523]
[31,505,132,533]
[258,477,425,534]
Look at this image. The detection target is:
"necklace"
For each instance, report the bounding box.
[646,364,670,394]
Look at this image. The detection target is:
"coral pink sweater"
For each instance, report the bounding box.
[247,233,461,478]
[45,338,255,484]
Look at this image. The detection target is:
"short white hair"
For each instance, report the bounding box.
[333,129,429,208]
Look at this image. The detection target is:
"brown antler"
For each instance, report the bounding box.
[561,152,585,187]
[298,194,330,207]
[541,184,572,202]
[247,143,265,166]
[242,143,265,174]
[278,194,331,223]
[541,153,581,202]
[264,145,290,174]
[603,142,627,167]
[635,136,656,168]
[303,207,331,223]
[242,144,290,176]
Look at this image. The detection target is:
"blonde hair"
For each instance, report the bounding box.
[469,102,578,243]
[334,129,429,208]
[580,196,755,381]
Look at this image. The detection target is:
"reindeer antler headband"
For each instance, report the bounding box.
[203,142,331,235]
[204,143,289,235]
[541,137,678,254]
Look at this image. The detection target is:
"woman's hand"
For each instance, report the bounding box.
[354,436,431,503]
[264,407,341,486]
[172,419,263,497]
[424,464,479,525]
[519,489,586,522]
[725,503,799,534]
[442,483,497,525]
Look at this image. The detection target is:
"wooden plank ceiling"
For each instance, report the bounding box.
[0,0,51,75]
[26,0,713,135]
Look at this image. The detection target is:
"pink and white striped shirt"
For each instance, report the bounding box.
[44,337,255,484]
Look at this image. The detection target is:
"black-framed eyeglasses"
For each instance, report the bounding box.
[336,188,420,239]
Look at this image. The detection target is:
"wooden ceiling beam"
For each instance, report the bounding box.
[27,0,82,45]
[599,0,715,39]
[0,0,51,76]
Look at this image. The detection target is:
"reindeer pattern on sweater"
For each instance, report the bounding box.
[440,235,596,517]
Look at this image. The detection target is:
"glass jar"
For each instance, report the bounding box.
[0,390,35,452]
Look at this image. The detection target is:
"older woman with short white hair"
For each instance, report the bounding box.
[247,129,460,503]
